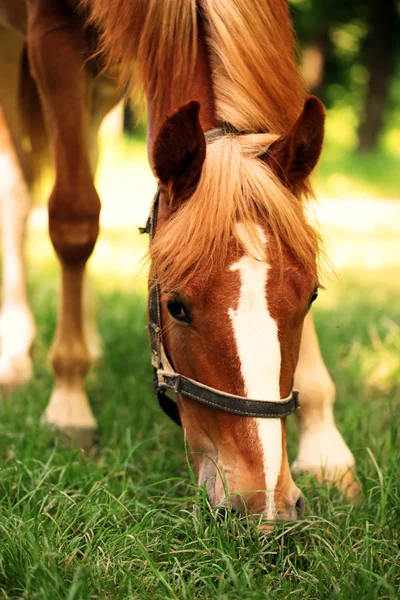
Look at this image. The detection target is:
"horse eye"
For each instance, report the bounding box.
[166,298,190,323]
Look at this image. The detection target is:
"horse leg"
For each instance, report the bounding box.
[292,314,359,498]
[83,75,121,365]
[0,106,36,391]
[82,275,102,364]
[27,0,101,442]
[0,30,36,392]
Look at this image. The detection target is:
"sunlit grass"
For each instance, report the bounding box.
[315,147,400,199]
[96,136,157,229]
[314,106,400,199]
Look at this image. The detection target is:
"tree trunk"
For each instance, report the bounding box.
[357,0,397,152]
[301,26,332,100]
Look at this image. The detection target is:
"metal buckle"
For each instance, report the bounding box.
[161,373,181,392]
[148,322,161,368]
[148,322,160,335]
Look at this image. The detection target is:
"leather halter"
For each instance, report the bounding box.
[143,127,300,426]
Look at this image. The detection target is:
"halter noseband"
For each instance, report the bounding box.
[143,126,299,427]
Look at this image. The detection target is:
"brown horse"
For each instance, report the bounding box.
[0,0,358,521]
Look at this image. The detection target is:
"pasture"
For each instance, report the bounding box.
[0,136,399,599]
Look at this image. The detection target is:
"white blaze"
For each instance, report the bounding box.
[228,224,282,519]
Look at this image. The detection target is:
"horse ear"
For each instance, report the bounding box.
[266,96,325,187]
[153,101,206,203]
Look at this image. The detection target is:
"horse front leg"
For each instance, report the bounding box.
[292,314,359,498]
[27,0,99,444]
[82,74,121,365]
[0,105,36,392]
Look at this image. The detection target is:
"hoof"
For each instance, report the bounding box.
[58,426,98,454]
[331,466,360,500]
[293,424,359,500]
[0,353,33,393]
[293,462,360,500]
[42,419,98,454]
[42,386,98,452]
[42,413,98,452]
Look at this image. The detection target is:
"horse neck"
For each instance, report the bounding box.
[146,20,217,166]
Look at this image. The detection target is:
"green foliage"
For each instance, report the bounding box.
[289,0,400,150]
[309,104,400,197]
[290,0,369,107]
[0,238,399,599]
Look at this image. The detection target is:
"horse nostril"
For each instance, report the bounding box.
[295,493,305,518]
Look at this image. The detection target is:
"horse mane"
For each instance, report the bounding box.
[80,0,323,286]
[79,0,198,123]
[80,0,306,132]
[201,0,307,135]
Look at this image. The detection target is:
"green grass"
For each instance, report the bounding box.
[0,219,399,599]
[314,142,400,199]
[308,104,400,199]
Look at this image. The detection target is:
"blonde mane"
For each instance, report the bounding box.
[81,0,323,287]
[201,0,306,134]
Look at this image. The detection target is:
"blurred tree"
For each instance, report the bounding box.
[290,0,400,151]
[357,0,399,151]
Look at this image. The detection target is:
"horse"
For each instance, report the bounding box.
[0,0,358,521]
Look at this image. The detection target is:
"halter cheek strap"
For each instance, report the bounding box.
[143,182,300,427]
